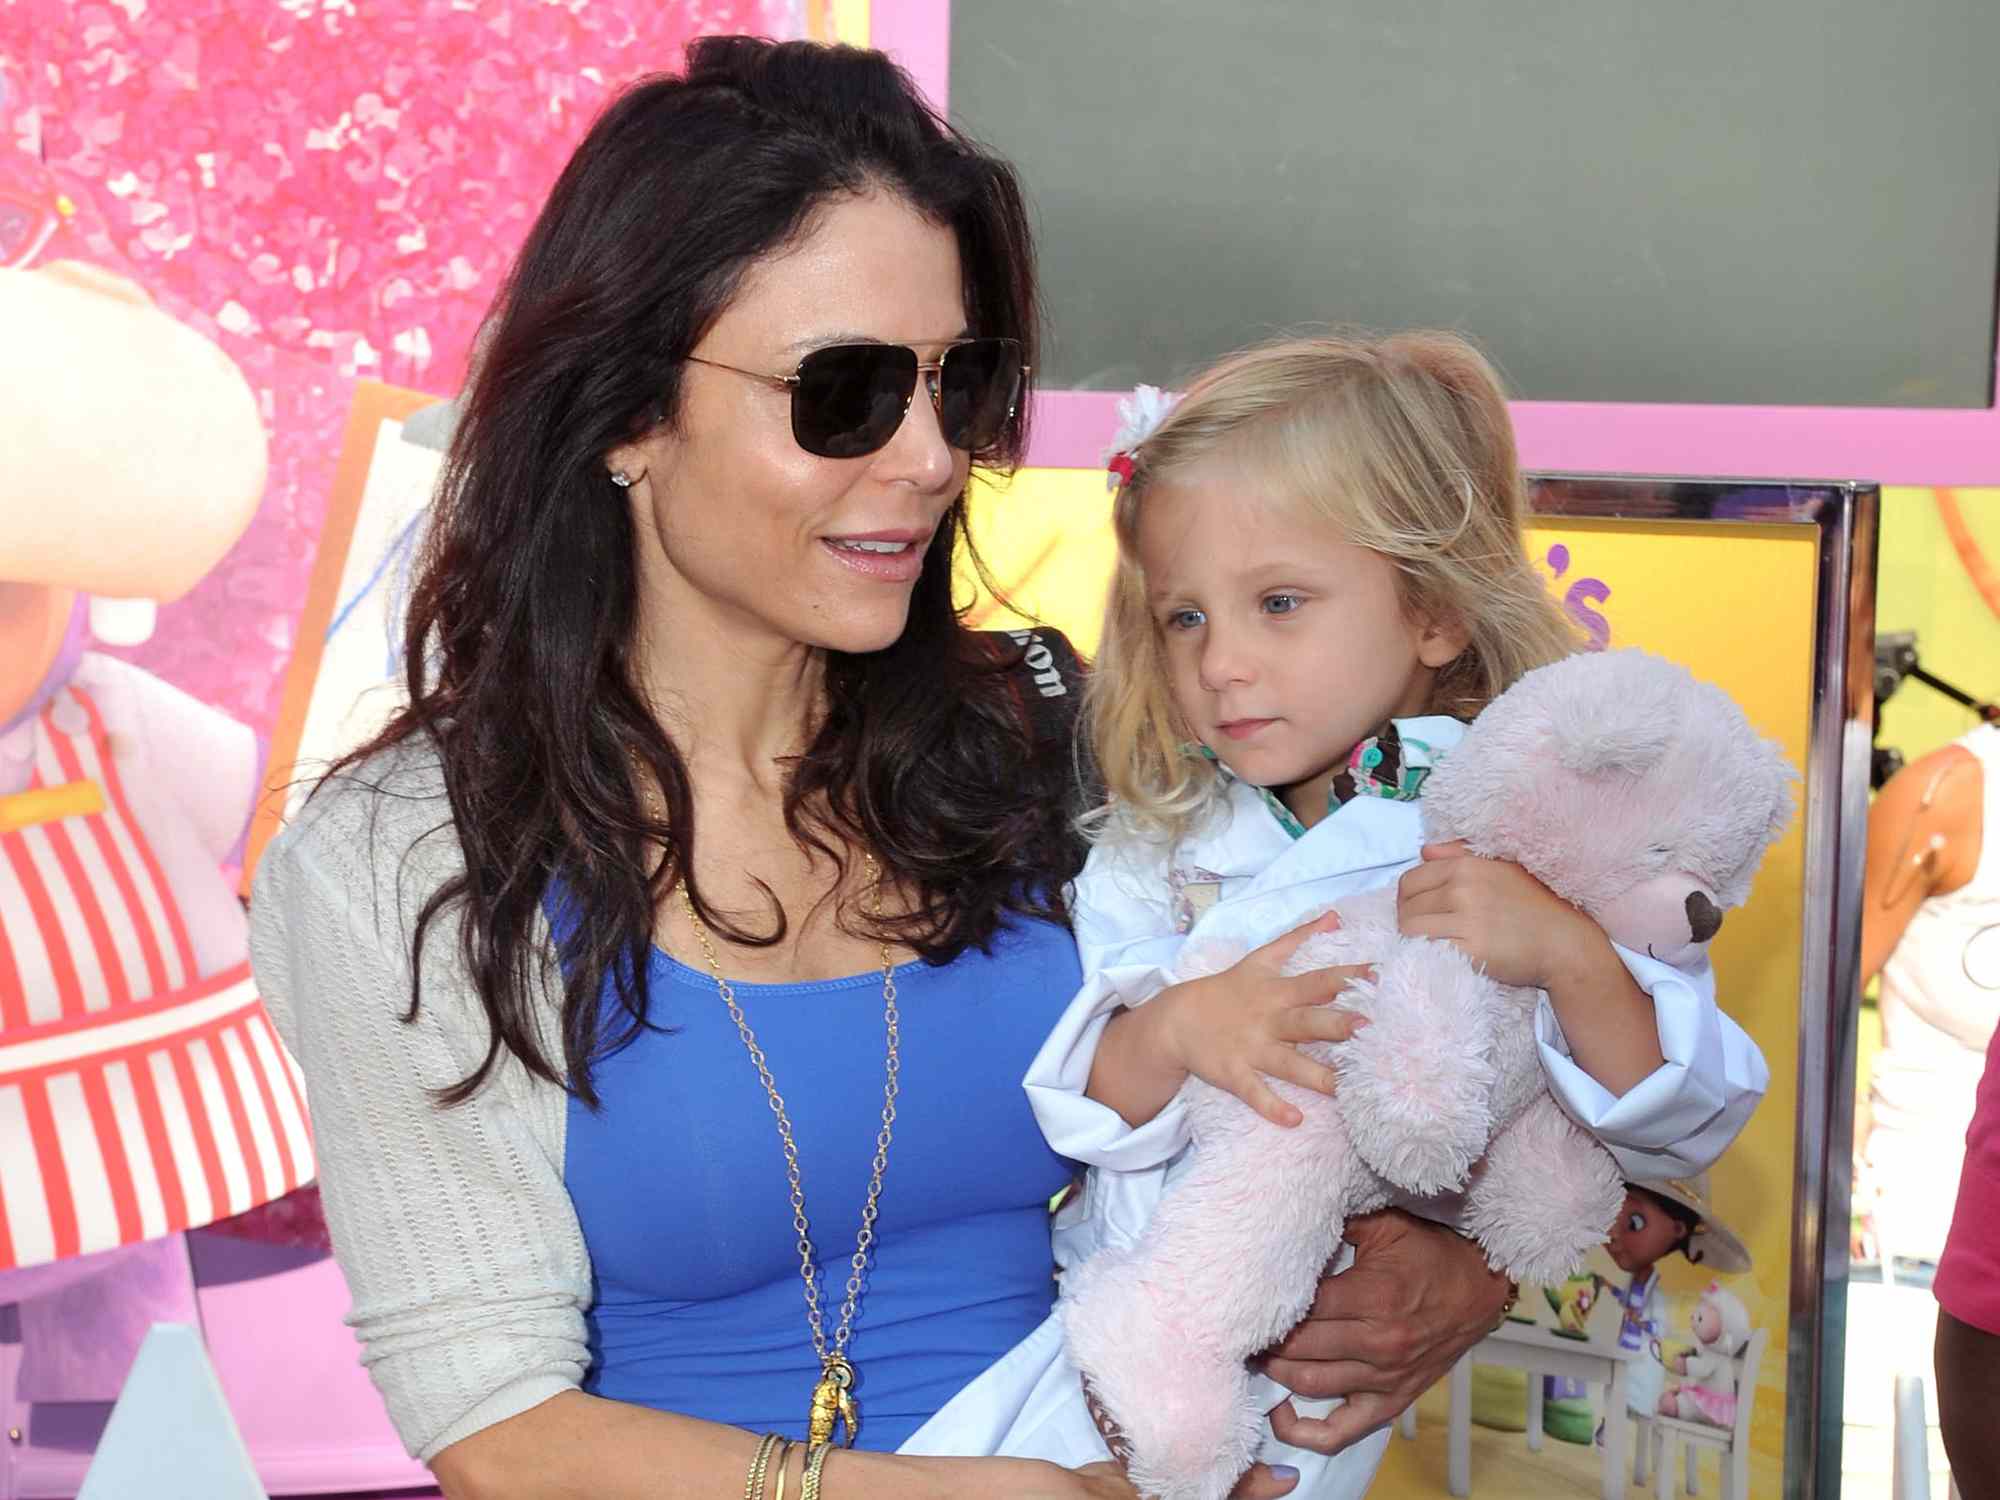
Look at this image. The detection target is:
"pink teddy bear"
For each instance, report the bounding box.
[1060,649,1794,1500]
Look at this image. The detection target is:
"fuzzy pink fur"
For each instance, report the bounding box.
[1060,650,1795,1500]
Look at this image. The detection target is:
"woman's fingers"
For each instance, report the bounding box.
[1267,1390,1400,1455]
[1257,1355,1385,1398]
[1227,1460,1302,1498]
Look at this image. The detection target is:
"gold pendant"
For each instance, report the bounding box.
[806,1356,859,1448]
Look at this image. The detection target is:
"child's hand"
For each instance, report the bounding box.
[1154,912,1372,1129]
[1400,840,1665,1094]
[1396,841,1604,990]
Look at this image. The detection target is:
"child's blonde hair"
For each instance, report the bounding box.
[1088,330,1579,845]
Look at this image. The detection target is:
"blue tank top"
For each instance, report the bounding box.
[562,911,1081,1451]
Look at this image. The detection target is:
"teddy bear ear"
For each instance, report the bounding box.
[1765,756,1801,847]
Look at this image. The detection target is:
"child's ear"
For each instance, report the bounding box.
[1416,610,1472,669]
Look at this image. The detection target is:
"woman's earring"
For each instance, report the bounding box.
[610,470,633,488]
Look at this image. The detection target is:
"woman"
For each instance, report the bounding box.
[1853,726,1997,1270]
[251,38,1555,1500]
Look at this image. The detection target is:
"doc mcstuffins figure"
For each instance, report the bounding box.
[1661,1281,1754,1428]
[1595,1172,1749,1443]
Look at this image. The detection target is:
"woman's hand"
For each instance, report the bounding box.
[1254,1209,1511,1454]
[1396,841,1588,990]
[1061,1461,1143,1498]
[1150,912,1371,1127]
[1061,1459,1303,1499]
[1088,912,1369,1130]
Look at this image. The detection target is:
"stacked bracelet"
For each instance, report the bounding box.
[745,1432,783,1500]
[800,1440,833,1500]
[771,1438,797,1500]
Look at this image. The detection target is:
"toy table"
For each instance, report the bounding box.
[1444,1319,1636,1500]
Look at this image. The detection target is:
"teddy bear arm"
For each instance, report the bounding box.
[1335,934,1503,1196]
[1061,1082,1372,1500]
[1461,1092,1625,1285]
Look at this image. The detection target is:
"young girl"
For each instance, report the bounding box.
[1020,332,1770,1497]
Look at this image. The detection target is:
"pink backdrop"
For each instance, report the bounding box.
[2,3,798,1491]
[3,0,797,736]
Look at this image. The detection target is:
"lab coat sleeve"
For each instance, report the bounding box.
[1026,836,1194,1172]
[1536,944,1769,1180]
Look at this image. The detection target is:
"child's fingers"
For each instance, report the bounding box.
[1280,1005,1369,1046]
[1394,880,1458,919]
[1285,963,1372,1003]
[1420,839,1471,861]
[1247,909,1344,969]
[1395,911,1463,946]
[1231,1067,1304,1127]
[1397,859,1457,902]
[1260,1046,1340,1098]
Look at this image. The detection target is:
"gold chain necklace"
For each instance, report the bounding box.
[633,751,898,1447]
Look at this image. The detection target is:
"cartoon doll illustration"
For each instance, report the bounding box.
[1594,1172,1749,1444]
[0,243,312,1403]
[1660,1282,1753,1428]
[1543,1271,1601,1337]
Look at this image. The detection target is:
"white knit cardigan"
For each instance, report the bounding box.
[248,743,588,1462]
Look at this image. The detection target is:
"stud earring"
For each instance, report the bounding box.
[610,470,633,488]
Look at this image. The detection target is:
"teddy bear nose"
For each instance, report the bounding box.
[1685,891,1724,943]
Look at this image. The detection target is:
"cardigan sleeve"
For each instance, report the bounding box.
[248,749,591,1463]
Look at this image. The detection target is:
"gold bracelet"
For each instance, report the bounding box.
[745,1432,783,1500]
[800,1440,833,1500]
[770,1438,796,1500]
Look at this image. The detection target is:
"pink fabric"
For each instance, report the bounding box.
[1935,1022,2000,1336]
[1,0,796,737]
[1,0,801,1262]
[1678,1382,1737,1429]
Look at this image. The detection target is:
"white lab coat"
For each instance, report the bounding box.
[903,715,1769,1495]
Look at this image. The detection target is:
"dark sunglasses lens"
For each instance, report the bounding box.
[792,344,918,458]
[937,339,1024,452]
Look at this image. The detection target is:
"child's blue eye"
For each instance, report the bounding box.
[1262,593,1303,615]
[1165,607,1206,631]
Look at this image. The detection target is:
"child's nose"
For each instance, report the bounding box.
[1197,628,1254,691]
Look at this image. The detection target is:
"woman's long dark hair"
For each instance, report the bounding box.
[336,37,1076,1106]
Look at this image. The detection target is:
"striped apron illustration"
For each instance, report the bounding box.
[0,682,312,1270]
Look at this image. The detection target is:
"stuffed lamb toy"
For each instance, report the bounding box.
[1061,649,1795,1500]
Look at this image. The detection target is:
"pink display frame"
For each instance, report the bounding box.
[875,1,2000,486]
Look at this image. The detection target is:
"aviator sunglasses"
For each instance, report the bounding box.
[684,336,1027,460]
